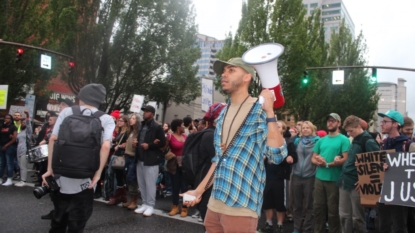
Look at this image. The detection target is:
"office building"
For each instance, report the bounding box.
[158,34,227,124]
[302,0,355,41]
[371,78,407,132]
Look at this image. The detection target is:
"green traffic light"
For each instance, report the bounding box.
[302,78,309,84]
[370,68,377,83]
[302,71,309,85]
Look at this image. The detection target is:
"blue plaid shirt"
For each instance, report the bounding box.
[211,101,287,216]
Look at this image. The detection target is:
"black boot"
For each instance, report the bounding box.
[41,210,54,220]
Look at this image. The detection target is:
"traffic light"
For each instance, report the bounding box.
[69,61,75,75]
[370,68,377,83]
[302,71,309,85]
[16,48,24,63]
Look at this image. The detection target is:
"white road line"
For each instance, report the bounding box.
[12,180,203,225]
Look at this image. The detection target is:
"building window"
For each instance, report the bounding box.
[174,114,178,119]
[303,4,308,8]
[310,3,318,8]
[322,3,341,9]
[322,10,341,15]
[322,16,341,21]
[330,26,338,32]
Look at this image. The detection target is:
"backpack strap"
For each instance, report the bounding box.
[72,106,82,115]
[353,135,372,153]
[403,139,412,152]
[93,110,105,118]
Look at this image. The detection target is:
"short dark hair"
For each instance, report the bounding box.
[183,116,192,127]
[171,119,183,132]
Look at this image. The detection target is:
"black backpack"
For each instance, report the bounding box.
[52,106,104,179]
[182,128,213,186]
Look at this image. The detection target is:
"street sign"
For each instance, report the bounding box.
[332,70,344,85]
[40,54,52,70]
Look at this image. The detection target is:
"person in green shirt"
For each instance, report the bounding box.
[337,115,379,233]
[311,113,350,233]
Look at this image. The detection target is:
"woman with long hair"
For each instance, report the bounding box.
[0,114,18,186]
[291,121,320,233]
[122,113,141,209]
[107,115,130,206]
[168,119,189,217]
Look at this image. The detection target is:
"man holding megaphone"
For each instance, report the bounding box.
[181,57,287,233]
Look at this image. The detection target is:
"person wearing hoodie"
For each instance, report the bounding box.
[291,121,319,233]
[337,116,380,233]
[378,110,414,233]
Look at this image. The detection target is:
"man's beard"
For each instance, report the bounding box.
[328,126,338,132]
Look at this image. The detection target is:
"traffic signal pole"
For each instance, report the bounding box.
[0,39,73,59]
[306,65,415,72]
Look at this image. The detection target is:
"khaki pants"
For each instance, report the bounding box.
[313,178,340,233]
[204,209,258,233]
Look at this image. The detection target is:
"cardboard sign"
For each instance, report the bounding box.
[129,95,144,113]
[380,152,415,207]
[355,150,394,207]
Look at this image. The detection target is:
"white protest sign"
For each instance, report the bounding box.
[25,94,36,118]
[9,105,27,117]
[130,95,144,113]
[201,78,213,112]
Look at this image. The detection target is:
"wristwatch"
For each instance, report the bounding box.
[266,117,277,124]
[326,163,329,168]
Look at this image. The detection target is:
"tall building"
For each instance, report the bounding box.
[372,78,407,132]
[159,34,227,124]
[302,0,355,41]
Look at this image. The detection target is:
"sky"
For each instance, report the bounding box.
[192,0,415,119]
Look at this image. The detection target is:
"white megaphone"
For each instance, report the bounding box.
[242,43,285,109]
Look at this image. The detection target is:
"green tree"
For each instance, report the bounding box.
[309,22,379,129]
[50,0,200,112]
[0,0,57,104]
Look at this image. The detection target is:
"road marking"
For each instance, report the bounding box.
[94,198,203,225]
[13,180,202,225]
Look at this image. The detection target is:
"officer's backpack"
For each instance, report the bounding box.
[52,106,104,179]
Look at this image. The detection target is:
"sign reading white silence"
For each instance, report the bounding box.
[201,78,213,112]
[130,95,144,113]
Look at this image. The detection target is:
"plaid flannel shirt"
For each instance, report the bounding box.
[211,101,287,216]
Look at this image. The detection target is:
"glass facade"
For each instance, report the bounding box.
[195,35,224,77]
[322,3,341,9]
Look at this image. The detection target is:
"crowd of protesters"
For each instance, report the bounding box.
[0,61,415,233]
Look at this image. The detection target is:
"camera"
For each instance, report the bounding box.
[33,176,60,199]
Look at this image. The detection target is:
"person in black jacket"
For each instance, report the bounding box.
[133,105,165,217]
[258,120,298,233]
[194,103,227,222]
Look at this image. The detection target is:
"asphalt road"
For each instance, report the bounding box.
[0,171,295,233]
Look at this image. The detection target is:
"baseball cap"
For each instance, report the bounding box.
[213,57,256,79]
[58,98,74,107]
[141,105,155,114]
[327,113,341,122]
[378,110,404,126]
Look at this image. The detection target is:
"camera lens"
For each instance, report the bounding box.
[33,186,50,199]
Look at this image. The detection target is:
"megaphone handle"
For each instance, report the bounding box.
[258,96,264,105]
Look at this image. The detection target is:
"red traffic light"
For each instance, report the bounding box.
[69,62,75,67]
[17,48,24,55]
